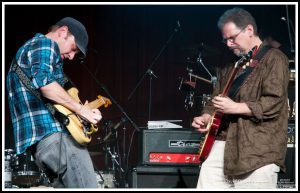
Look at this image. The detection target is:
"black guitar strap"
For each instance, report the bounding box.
[228,45,272,98]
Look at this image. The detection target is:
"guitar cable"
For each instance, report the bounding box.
[57,132,63,185]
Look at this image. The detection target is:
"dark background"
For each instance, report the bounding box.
[3,4,296,179]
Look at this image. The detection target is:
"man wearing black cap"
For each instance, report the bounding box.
[6,17,101,188]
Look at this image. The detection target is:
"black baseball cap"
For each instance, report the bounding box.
[56,17,88,58]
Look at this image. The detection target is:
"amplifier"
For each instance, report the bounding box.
[287,122,295,147]
[138,128,203,166]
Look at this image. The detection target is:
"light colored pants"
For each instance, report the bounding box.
[197,140,280,189]
[33,132,98,188]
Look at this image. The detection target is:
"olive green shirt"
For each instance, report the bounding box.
[202,46,289,176]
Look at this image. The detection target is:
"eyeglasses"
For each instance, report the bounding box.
[222,27,246,44]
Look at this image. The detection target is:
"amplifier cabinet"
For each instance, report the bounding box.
[277,122,296,188]
[138,128,203,166]
[287,122,295,146]
[129,165,200,188]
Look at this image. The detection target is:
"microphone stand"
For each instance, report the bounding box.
[103,121,111,171]
[147,70,157,121]
[284,5,295,53]
[127,21,181,122]
[103,146,124,188]
[81,62,140,132]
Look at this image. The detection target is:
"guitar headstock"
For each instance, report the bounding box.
[234,46,257,68]
[97,95,112,108]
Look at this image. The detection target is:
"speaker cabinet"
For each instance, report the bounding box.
[277,122,295,188]
[129,166,199,188]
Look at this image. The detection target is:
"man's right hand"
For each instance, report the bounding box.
[78,105,102,124]
[192,113,211,133]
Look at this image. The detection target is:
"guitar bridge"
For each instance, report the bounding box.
[83,122,98,135]
[81,120,94,135]
[75,115,96,136]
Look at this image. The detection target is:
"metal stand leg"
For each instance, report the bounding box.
[106,147,124,173]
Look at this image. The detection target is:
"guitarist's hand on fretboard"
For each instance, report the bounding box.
[192,113,211,133]
[211,96,236,114]
[212,96,251,116]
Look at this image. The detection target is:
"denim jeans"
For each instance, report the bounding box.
[33,132,98,188]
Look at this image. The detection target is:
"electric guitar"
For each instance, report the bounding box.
[198,46,257,163]
[54,87,112,145]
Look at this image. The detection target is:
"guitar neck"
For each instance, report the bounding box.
[86,95,112,109]
[66,87,111,109]
[221,46,257,96]
[221,67,240,96]
[86,97,105,109]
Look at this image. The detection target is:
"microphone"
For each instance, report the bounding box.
[102,118,127,142]
[112,117,127,130]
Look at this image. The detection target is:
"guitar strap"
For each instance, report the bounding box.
[10,58,70,126]
[228,45,272,98]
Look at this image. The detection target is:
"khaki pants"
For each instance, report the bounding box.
[197,140,279,189]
